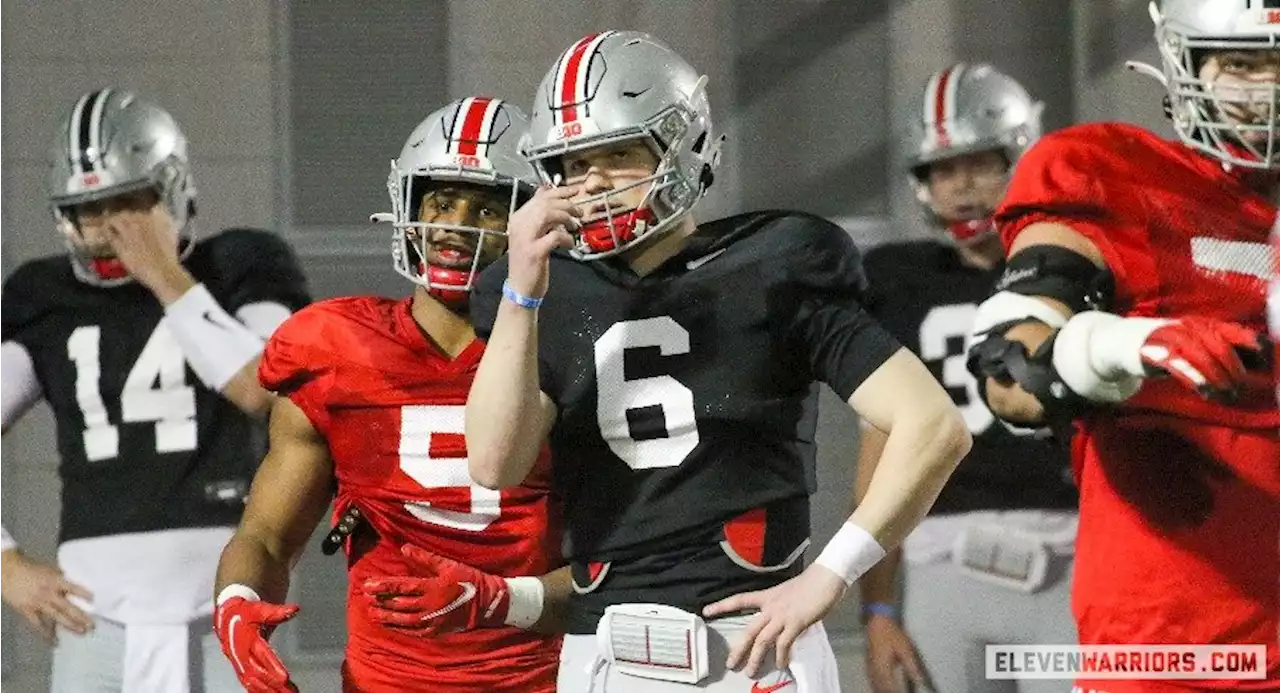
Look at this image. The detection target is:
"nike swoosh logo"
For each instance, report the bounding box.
[227,615,249,673]
[686,248,726,270]
[421,582,477,620]
[622,87,650,98]
[751,677,795,693]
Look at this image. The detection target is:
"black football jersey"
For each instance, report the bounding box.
[862,240,1075,514]
[2,229,311,543]
[473,211,901,631]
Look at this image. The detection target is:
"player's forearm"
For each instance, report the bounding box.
[467,300,546,489]
[982,321,1055,425]
[218,358,274,419]
[215,531,294,605]
[527,565,573,634]
[857,546,901,607]
[850,402,970,550]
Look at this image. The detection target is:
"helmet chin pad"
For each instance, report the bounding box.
[424,263,471,306]
[580,207,659,253]
[90,257,129,280]
[947,217,995,242]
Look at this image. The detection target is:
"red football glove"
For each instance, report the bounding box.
[1139,317,1268,399]
[360,544,515,634]
[213,592,299,693]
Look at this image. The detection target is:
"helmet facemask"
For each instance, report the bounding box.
[54,158,197,288]
[384,162,524,304]
[1151,2,1280,169]
[527,102,711,262]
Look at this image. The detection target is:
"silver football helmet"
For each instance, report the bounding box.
[48,89,197,286]
[376,97,536,301]
[523,31,723,260]
[1141,0,1280,169]
[906,64,1042,241]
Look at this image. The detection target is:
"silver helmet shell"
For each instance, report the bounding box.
[48,89,196,286]
[379,97,536,298]
[1153,0,1280,169]
[523,31,723,260]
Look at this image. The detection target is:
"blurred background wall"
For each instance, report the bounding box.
[1,1,1169,690]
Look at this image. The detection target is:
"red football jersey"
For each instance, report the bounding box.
[260,296,560,693]
[998,123,1280,688]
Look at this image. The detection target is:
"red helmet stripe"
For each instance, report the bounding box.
[557,33,600,124]
[456,97,494,156]
[554,31,615,125]
[932,66,955,148]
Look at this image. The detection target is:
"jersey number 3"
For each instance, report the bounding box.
[594,317,701,470]
[66,325,197,462]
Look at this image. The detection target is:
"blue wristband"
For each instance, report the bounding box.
[862,601,899,621]
[502,280,544,310]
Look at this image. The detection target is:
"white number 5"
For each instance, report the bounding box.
[398,404,501,532]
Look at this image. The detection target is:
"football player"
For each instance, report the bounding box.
[964,2,1280,691]
[856,64,1078,693]
[212,97,566,693]
[459,32,971,692]
[0,90,309,692]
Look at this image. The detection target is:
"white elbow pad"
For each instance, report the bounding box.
[968,291,1070,351]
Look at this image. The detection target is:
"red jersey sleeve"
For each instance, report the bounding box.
[996,123,1164,310]
[258,302,337,435]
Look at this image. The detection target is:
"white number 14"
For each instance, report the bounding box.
[66,325,197,462]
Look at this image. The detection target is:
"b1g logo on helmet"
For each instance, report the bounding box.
[548,117,599,143]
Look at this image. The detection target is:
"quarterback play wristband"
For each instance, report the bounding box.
[502,576,545,629]
[814,522,886,587]
[502,280,544,310]
[164,284,266,391]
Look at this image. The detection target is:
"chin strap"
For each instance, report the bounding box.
[90,258,129,280]
[423,263,471,307]
[580,207,658,253]
[947,216,994,242]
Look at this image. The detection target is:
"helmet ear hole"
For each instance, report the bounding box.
[187,198,197,220]
[699,163,715,191]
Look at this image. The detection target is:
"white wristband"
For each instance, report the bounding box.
[1,525,16,552]
[216,583,262,606]
[814,522,886,587]
[1052,312,1167,403]
[164,284,266,391]
[502,576,545,629]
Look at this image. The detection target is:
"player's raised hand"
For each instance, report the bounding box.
[102,202,195,303]
[213,593,299,693]
[361,544,512,634]
[702,563,847,679]
[0,550,94,644]
[504,184,581,299]
[1140,317,1269,400]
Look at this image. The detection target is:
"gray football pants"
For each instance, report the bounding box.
[904,556,1077,693]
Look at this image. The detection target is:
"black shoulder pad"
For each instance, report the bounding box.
[996,245,1114,313]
